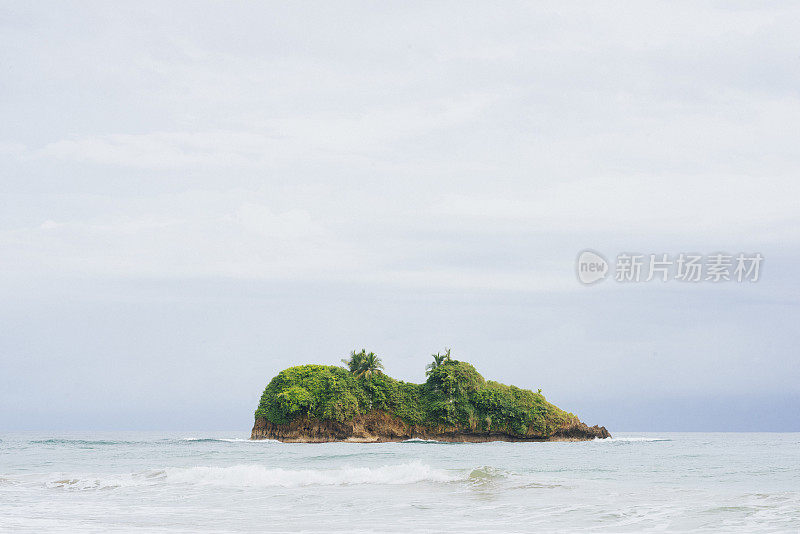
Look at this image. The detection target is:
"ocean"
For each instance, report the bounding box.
[1,432,798,532]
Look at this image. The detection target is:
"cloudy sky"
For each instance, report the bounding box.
[1,1,799,431]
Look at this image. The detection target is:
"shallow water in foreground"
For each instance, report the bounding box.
[1,432,799,532]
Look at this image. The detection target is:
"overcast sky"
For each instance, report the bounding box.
[1,1,799,432]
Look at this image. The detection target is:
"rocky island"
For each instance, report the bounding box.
[251,350,610,442]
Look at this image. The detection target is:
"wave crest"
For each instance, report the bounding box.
[43,461,459,490]
[166,461,458,487]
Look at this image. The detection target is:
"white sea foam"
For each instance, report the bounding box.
[45,470,167,491]
[165,461,458,487]
[41,461,459,490]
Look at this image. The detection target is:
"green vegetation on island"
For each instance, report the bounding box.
[254,349,578,438]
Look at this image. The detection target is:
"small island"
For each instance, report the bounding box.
[251,349,610,442]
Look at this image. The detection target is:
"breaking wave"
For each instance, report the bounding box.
[42,461,461,490]
[467,465,510,484]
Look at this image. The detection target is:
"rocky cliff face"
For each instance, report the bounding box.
[251,411,610,443]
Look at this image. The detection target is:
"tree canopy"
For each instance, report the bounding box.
[255,350,574,438]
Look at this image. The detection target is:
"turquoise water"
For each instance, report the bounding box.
[1,432,799,532]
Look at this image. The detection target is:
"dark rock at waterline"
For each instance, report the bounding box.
[251,411,610,443]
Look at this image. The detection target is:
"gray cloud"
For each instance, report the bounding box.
[1,1,798,430]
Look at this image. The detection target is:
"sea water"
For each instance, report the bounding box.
[1,432,799,532]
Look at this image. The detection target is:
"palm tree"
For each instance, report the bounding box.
[342,349,366,373]
[356,352,384,379]
[425,348,452,376]
[342,349,384,379]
